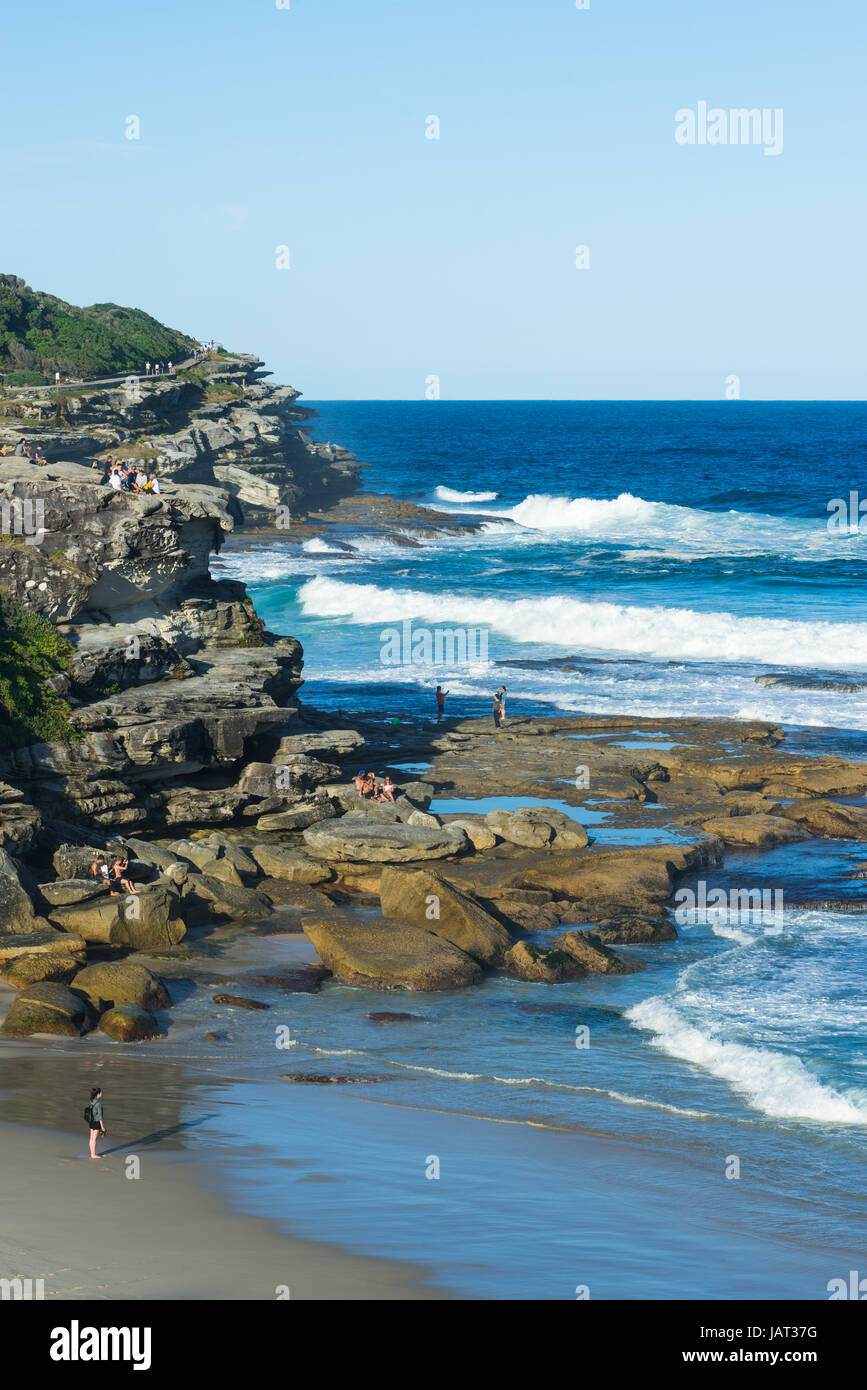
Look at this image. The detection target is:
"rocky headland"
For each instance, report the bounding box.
[2,349,867,1046]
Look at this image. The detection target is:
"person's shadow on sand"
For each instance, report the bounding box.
[100,1114,216,1156]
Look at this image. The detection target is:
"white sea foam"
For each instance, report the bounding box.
[297,575,867,668]
[435,485,499,503]
[464,490,867,561]
[626,996,867,1125]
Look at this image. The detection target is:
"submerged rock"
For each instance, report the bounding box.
[280,1073,388,1084]
[366,1011,425,1023]
[212,993,270,1010]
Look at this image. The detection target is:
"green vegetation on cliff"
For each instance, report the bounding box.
[0,274,197,381]
[0,593,79,748]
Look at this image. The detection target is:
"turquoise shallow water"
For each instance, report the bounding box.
[202,402,867,1295]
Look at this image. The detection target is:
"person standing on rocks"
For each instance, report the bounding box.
[498,686,507,727]
[436,685,449,723]
[87,1087,106,1159]
[492,687,503,729]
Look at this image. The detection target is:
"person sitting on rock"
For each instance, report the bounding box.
[111,855,138,895]
[363,772,378,798]
[92,858,118,897]
[13,438,30,458]
[379,775,396,803]
[354,770,369,796]
[32,445,47,465]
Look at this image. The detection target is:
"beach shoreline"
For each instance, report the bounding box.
[0,1111,446,1301]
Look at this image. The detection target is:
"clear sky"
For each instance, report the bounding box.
[1,0,863,399]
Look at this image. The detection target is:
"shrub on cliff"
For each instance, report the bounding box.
[0,273,197,381]
[0,593,79,748]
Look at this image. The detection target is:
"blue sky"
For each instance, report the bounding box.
[1,0,863,398]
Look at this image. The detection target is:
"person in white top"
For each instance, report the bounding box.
[135,468,148,492]
[109,469,122,491]
[150,474,161,494]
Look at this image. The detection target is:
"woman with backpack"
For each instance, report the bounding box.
[86,1087,106,1159]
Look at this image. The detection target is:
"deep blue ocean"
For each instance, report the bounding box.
[205,402,867,1297]
[218,402,867,729]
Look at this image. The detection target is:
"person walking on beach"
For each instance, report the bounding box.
[435,685,449,723]
[86,1087,106,1159]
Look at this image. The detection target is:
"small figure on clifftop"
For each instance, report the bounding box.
[86,1087,106,1159]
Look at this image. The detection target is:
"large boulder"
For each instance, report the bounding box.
[0,846,38,931]
[249,844,334,883]
[1,982,97,1037]
[522,846,716,917]
[71,961,170,1012]
[38,879,110,908]
[379,868,512,966]
[700,813,811,848]
[504,940,587,983]
[592,914,677,945]
[485,807,589,851]
[781,799,867,840]
[444,818,498,851]
[0,926,86,964]
[99,1004,163,1042]
[555,929,641,974]
[2,952,81,989]
[303,820,466,864]
[198,856,244,886]
[181,875,272,923]
[122,838,185,872]
[303,914,482,991]
[256,797,339,832]
[51,844,111,880]
[46,885,186,950]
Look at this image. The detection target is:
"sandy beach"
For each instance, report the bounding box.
[0,1034,443,1301]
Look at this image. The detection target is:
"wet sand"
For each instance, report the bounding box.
[0,1047,444,1301]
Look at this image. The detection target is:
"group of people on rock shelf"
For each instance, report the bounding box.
[90,853,138,897]
[4,438,48,463]
[93,456,161,494]
[354,771,396,802]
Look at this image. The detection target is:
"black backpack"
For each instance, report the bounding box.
[83,1103,92,1124]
